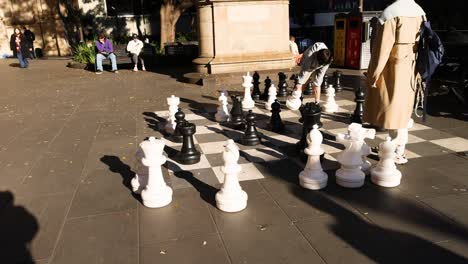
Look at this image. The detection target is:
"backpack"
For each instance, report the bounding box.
[415,20,444,121]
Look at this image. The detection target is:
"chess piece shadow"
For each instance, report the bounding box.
[142,112,166,132]
[100,155,142,203]
[179,97,218,116]
[0,191,38,263]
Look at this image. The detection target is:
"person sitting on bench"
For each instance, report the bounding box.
[95,33,118,74]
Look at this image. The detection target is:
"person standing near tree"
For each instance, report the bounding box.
[22,26,35,59]
[10,28,30,69]
[363,0,426,164]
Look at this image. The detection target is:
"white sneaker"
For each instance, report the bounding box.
[133,66,138,72]
[142,66,146,71]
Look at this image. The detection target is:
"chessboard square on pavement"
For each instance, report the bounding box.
[199,141,229,155]
[169,167,221,190]
[212,163,264,183]
[205,153,251,167]
[430,137,468,153]
[195,124,224,135]
[166,154,211,172]
[195,132,229,144]
[242,147,287,163]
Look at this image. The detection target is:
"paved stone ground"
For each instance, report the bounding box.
[1,59,468,264]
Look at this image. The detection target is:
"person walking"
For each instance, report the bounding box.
[9,28,31,69]
[95,33,118,74]
[126,33,146,72]
[22,26,35,59]
[363,0,426,164]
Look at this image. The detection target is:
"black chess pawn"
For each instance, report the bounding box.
[177,122,201,165]
[171,108,185,143]
[297,103,323,155]
[262,76,272,100]
[277,72,288,97]
[230,95,244,129]
[252,71,261,100]
[334,70,343,92]
[269,99,284,132]
[350,86,365,124]
[241,110,261,146]
[321,74,329,93]
[303,81,314,95]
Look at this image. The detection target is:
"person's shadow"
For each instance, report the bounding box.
[0,191,39,264]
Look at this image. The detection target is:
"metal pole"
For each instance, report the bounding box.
[358,0,363,12]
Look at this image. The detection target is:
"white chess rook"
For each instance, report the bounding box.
[164,95,180,134]
[371,137,402,187]
[242,72,255,110]
[299,125,328,190]
[323,84,338,113]
[216,139,248,212]
[132,137,173,208]
[265,84,277,110]
[215,90,231,122]
[286,89,302,111]
[335,123,376,188]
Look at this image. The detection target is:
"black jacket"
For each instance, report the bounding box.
[10,34,30,57]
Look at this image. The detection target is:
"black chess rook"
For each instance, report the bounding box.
[230,95,245,129]
[277,72,288,97]
[171,108,185,143]
[177,122,201,165]
[269,99,285,132]
[252,71,261,100]
[241,110,261,146]
[350,86,365,124]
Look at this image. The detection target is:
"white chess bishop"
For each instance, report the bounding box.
[131,137,173,208]
[215,139,248,212]
[371,137,402,187]
[164,95,180,134]
[242,72,255,110]
[335,123,376,188]
[323,84,338,113]
[299,125,328,190]
[215,90,231,122]
[265,83,277,110]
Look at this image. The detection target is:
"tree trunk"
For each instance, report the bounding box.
[160,3,182,50]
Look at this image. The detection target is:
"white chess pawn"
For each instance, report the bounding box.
[335,123,375,188]
[286,89,302,111]
[323,84,338,113]
[371,137,402,187]
[216,139,248,212]
[265,84,277,110]
[133,137,173,208]
[215,90,231,122]
[164,95,180,134]
[299,125,328,190]
[242,72,255,110]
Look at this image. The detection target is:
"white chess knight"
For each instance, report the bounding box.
[241,72,255,110]
[215,139,248,212]
[265,83,277,110]
[335,123,376,188]
[323,84,338,113]
[164,95,180,134]
[371,137,402,187]
[131,137,173,208]
[286,89,302,111]
[215,90,231,122]
[299,125,328,190]
[346,123,374,175]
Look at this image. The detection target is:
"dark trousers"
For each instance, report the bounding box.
[131,53,144,66]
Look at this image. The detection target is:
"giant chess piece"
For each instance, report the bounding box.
[323,84,339,113]
[277,72,289,97]
[297,103,323,155]
[350,86,365,124]
[216,139,248,212]
[303,81,313,95]
[242,72,255,110]
[269,99,284,132]
[371,137,402,187]
[262,76,272,100]
[215,90,231,122]
[334,70,343,92]
[299,125,328,190]
[335,123,376,188]
[265,83,277,110]
[230,95,244,129]
[177,122,201,164]
[131,137,172,208]
[164,95,180,134]
[321,74,329,93]
[286,88,302,111]
[241,110,261,146]
[171,108,185,143]
[252,71,261,101]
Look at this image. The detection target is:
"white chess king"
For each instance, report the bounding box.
[164,95,180,134]
[371,137,402,188]
[132,137,173,208]
[215,139,248,212]
[241,72,255,110]
[299,125,328,190]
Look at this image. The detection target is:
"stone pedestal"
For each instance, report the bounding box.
[193,0,294,74]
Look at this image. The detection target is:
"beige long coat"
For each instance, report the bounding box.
[363,16,424,129]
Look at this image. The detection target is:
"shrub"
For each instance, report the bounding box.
[72,42,95,64]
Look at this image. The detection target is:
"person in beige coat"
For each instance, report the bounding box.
[363,0,425,164]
